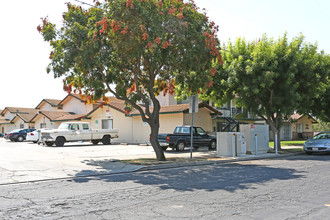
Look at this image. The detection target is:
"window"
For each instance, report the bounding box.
[196,127,206,135]
[71,124,79,131]
[305,124,309,130]
[296,123,303,133]
[20,123,24,129]
[40,123,47,129]
[102,119,113,129]
[82,124,89,130]
[217,122,227,132]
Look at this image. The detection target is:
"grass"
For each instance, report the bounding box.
[269,140,305,148]
[267,148,304,154]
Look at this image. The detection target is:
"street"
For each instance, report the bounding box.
[1,154,330,219]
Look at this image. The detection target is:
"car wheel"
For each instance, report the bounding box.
[92,140,99,145]
[102,135,111,145]
[33,141,38,143]
[45,142,54,147]
[209,140,216,150]
[55,137,65,147]
[176,141,185,152]
[161,146,168,151]
[17,136,24,142]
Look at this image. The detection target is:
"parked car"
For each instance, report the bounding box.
[158,125,216,151]
[9,128,36,142]
[304,131,330,154]
[5,129,23,140]
[0,132,3,138]
[40,122,118,147]
[26,129,52,143]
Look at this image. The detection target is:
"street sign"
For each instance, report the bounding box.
[189,95,199,113]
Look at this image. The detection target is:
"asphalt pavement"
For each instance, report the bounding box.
[0,138,302,185]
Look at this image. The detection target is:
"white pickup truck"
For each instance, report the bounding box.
[40,122,118,147]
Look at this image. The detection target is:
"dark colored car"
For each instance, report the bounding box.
[158,125,216,151]
[9,129,36,142]
[0,132,3,138]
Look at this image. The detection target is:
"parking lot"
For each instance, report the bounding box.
[0,138,216,184]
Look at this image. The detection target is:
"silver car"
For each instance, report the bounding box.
[304,131,330,154]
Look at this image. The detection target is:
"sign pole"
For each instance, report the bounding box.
[189,95,198,159]
[190,110,194,159]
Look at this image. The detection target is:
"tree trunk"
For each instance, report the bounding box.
[149,120,166,161]
[268,123,281,150]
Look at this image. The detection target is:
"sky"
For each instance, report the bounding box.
[0,0,329,110]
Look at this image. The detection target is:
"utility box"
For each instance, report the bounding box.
[217,132,247,157]
[240,124,269,155]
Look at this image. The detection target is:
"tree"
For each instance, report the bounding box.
[38,0,221,160]
[206,33,330,149]
[310,77,330,122]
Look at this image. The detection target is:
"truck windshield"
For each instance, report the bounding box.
[58,123,70,130]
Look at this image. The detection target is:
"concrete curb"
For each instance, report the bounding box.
[137,152,305,172]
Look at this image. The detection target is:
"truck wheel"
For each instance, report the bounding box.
[18,136,24,142]
[55,137,65,147]
[102,135,111,145]
[176,141,185,152]
[92,140,99,145]
[209,140,216,150]
[45,142,54,147]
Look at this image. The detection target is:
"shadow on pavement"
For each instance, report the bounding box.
[69,159,305,192]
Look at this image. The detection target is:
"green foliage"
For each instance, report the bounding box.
[207,33,330,145]
[313,121,330,131]
[38,0,221,160]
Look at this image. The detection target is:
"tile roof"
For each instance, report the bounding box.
[32,111,74,121]
[290,113,318,123]
[35,99,62,109]
[53,114,87,121]
[3,107,38,114]
[11,112,38,123]
[0,117,11,124]
[130,103,222,115]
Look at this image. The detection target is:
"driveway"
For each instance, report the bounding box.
[0,138,216,184]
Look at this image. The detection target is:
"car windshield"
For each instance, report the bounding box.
[58,123,70,130]
[312,132,330,140]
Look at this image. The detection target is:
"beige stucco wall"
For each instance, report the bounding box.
[3,111,15,121]
[131,116,150,144]
[131,112,184,144]
[33,115,63,129]
[292,115,314,132]
[89,106,133,143]
[183,108,213,133]
[11,117,34,129]
[62,97,93,114]
[157,92,177,106]
[38,102,57,111]
[3,123,15,134]
[159,113,184,133]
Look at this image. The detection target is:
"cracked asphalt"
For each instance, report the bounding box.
[0,138,219,184]
[1,154,330,219]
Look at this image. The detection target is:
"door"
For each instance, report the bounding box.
[195,127,210,146]
[68,123,79,141]
[282,123,291,140]
[80,123,91,140]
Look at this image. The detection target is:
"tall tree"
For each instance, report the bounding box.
[206,34,329,148]
[38,0,221,160]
